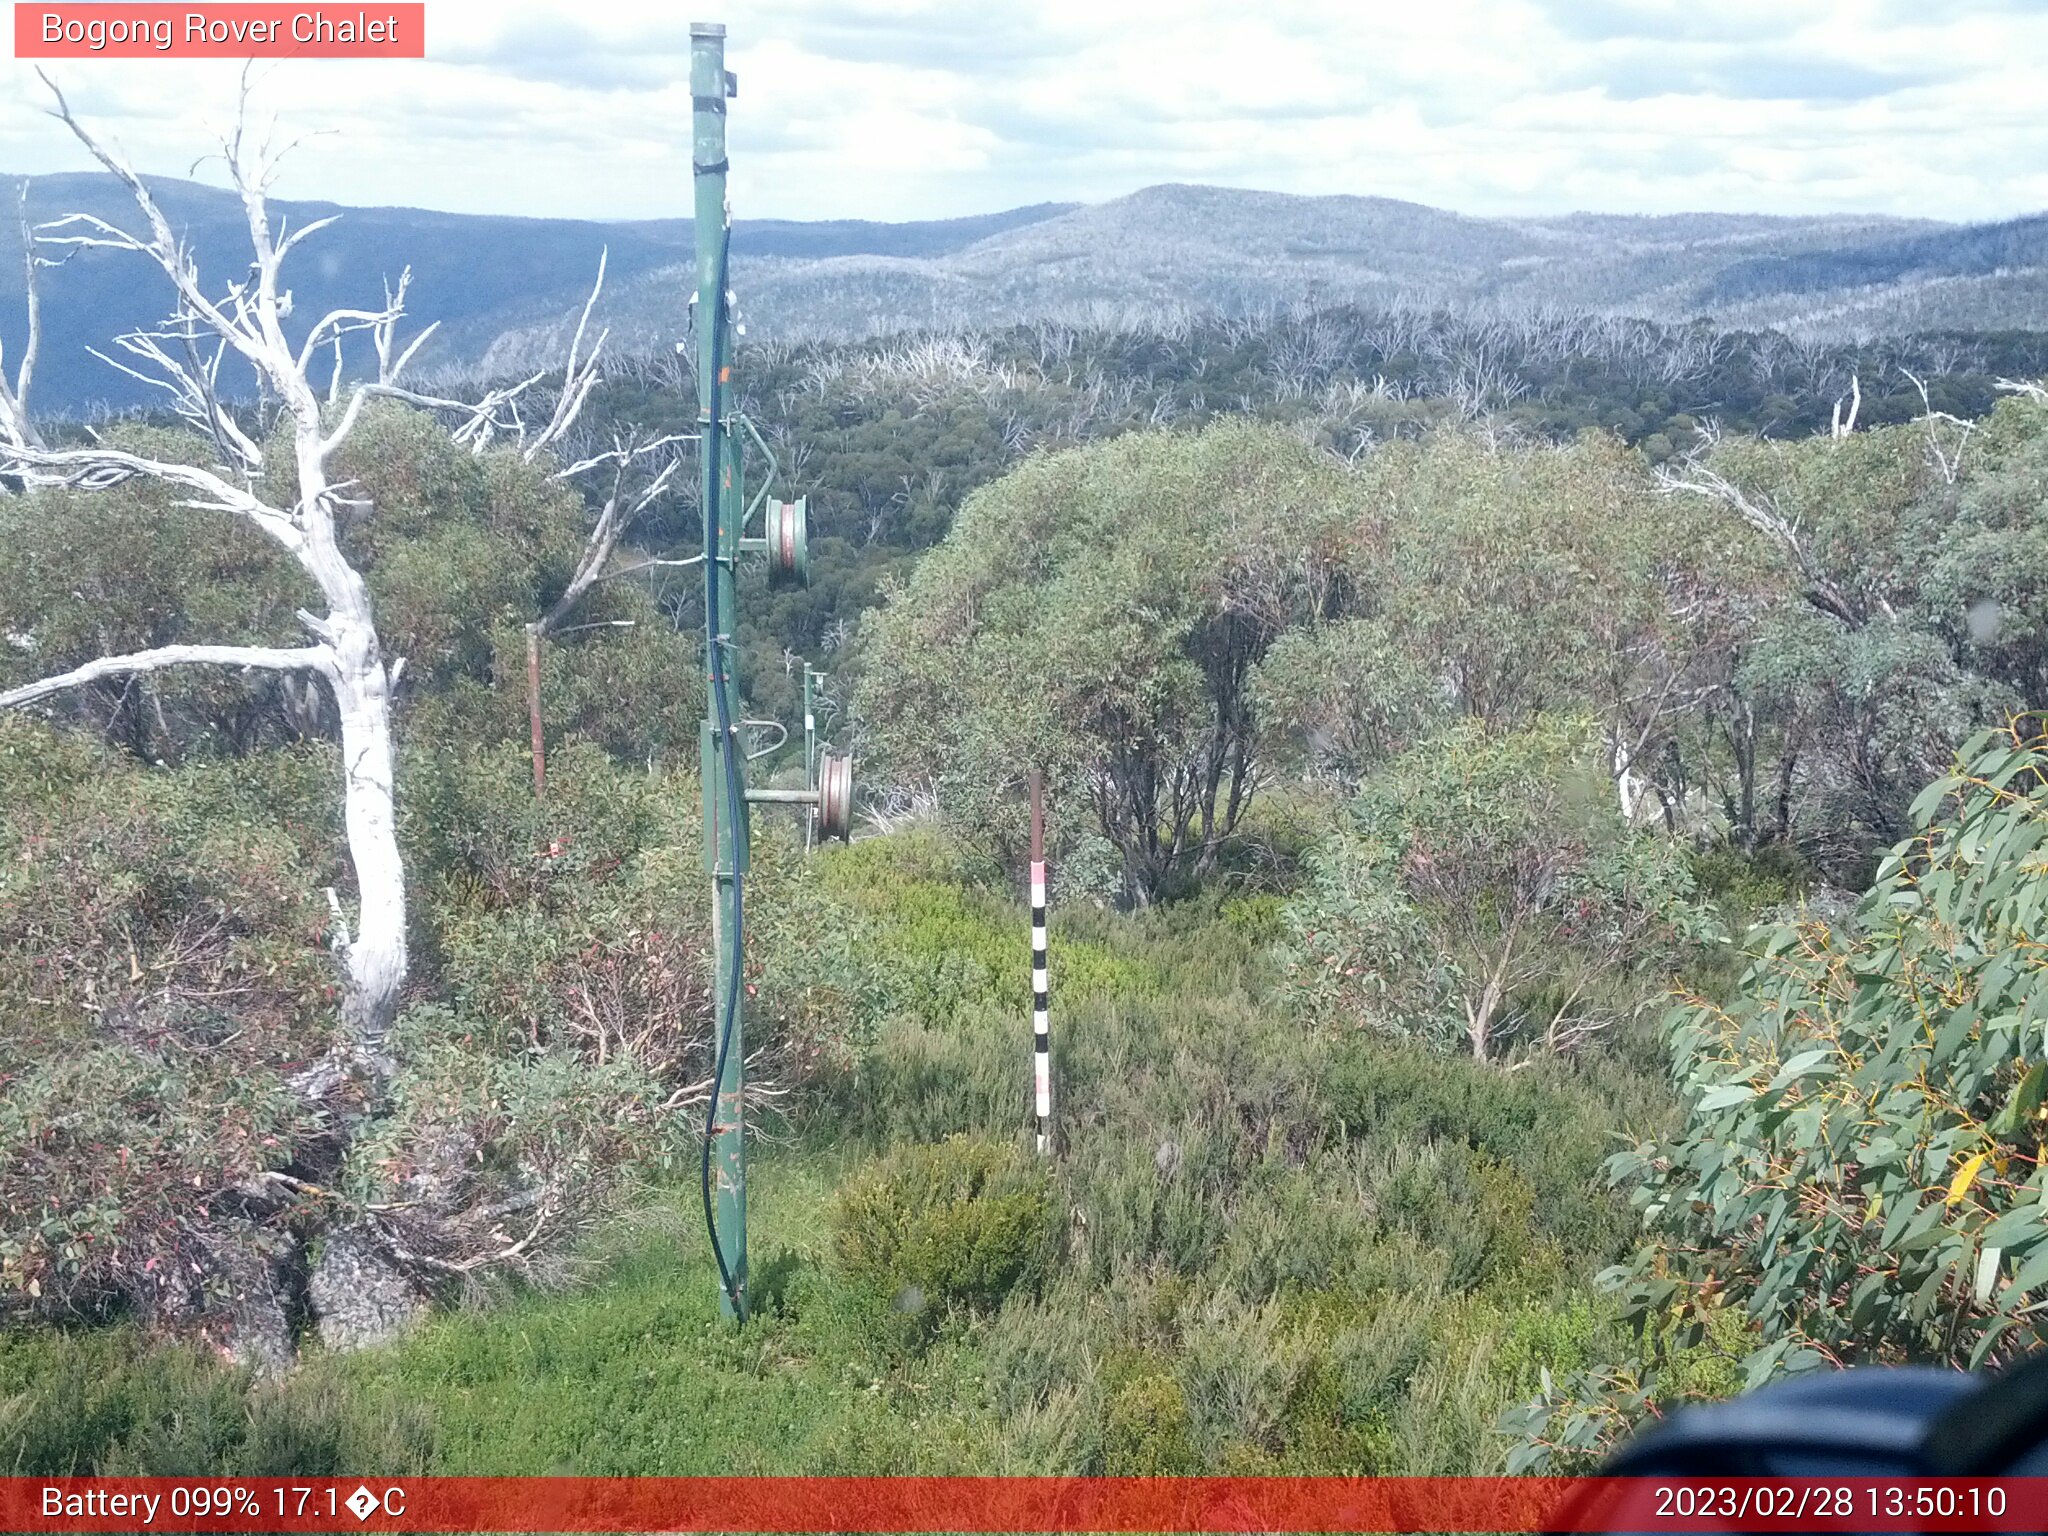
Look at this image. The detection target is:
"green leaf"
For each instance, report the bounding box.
[1909,778,1955,828]
[1980,1203,2047,1250]
[1849,1271,1890,1330]
[1696,1083,1756,1113]
[2003,1243,2048,1311]
[1768,1049,1835,1090]
[1970,1317,2015,1370]
[1898,1201,1950,1253]
[1881,1194,1923,1250]
[1989,1062,2048,1138]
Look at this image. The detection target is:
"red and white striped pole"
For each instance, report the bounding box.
[1029,768,1052,1154]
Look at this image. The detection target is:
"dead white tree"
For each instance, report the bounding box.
[0,77,599,1064]
[0,80,414,1060]
[1830,372,1861,439]
[522,427,689,795]
[1656,427,1891,630]
[1900,366,1975,485]
[0,181,46,451]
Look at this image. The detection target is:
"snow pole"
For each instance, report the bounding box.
[1029,768,1052,1153]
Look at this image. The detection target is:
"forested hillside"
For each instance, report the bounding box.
[10,170,2048,412]
[5,140,2048,1474]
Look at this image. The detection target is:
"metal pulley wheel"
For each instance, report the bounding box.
[816,750,854,843]
[765,498,809,589]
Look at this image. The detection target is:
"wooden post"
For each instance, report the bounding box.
[1029,768,1051,1154]
[526,626,546,799]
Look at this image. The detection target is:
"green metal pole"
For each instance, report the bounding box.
[691,19,746,1321]
[804,667,818,851]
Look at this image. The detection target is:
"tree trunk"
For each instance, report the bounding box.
[298,467,409,1060]
[333,661,406,1054]
[1772,747,1798,846]
[1610,730,1646,824]
[1735,706,1758,853]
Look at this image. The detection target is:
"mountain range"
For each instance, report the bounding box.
[4,173,2044,413]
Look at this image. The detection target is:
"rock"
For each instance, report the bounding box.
[309,1228,429,1351]
[138,1220,297,1378]
[218,1238,297,1377]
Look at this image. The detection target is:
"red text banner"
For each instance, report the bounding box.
[14,4,425,58]
[9,1476,2048,1532]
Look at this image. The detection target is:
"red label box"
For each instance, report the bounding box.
[14,4,425,58]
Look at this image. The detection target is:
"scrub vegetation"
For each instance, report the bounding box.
[6,302,2048,1475]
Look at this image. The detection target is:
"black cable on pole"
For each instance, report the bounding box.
[699,222,747,1322]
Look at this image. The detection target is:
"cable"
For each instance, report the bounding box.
[699,221,747,1322]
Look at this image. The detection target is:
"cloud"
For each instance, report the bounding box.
[434,18,690,91]
[1593,52,1945,102]
[1,0,2043,227]
[755,2,1071,72]
[1871,0,2031,18]
[1537,0,1808,44]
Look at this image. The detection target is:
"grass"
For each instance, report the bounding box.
[326,1153,1005,1475]
[3,1152,1000,1477]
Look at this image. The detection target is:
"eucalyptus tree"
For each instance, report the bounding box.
[1252,430,1743,827]
[855,418,1357,904]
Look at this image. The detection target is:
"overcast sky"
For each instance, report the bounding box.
[3,0,2044,226]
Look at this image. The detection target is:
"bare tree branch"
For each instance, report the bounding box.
[523,249,608,462]
[86,329,265,471]
[536,447,680,638]
[1656,436,1878,628]
[553,431,694,481]
[1901,366,1975,485]
[325,371,542,459]
[37,72,282,387]
[0,443,304,543]
[0,642,332,709]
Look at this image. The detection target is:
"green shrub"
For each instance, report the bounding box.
[832,1135,1057,1315]
[1100,1359,1199,1473]
[757,830,1165,1134]
[1069,1130,1233,1284]
[1211,1167,1375,1300]
[811,1005,1029,1144]
[1218,893,1287,943]
[1283,717,1713,1062]
[1687,841,1812,921]
[1322,1039,1645,1267]
[0,726,337,1327]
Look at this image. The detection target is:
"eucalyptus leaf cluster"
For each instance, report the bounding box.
[1512,718,2048,1467]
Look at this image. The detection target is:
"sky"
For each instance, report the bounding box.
[2,0,2045,226]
